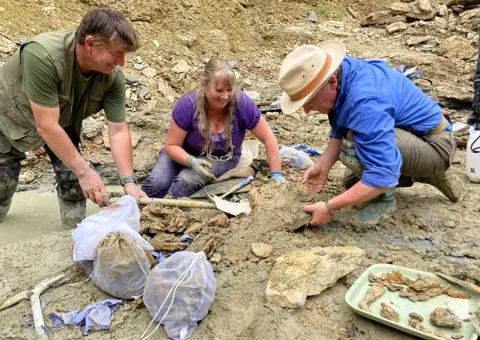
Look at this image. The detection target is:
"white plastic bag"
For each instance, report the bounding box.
[238,148,254,167]
[142,251,216,340]
[279,146,313,169]
[72,195,152,262]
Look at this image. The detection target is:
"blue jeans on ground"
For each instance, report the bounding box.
[141,149,240,198]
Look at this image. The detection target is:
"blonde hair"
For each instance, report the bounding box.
[194,58,240,156]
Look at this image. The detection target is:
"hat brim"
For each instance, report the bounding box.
[280,41,346,115]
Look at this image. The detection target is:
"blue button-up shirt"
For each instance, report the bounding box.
[330,56,451,188]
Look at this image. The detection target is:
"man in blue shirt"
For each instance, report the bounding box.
[278,41,463,229]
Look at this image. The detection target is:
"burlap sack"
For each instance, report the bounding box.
[91,232,150,299]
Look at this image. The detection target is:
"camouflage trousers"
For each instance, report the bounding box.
[0,128,85,227]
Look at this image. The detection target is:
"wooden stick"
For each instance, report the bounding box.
[139,197,216,209]
[109,196,217,209]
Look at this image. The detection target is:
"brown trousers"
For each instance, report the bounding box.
[340,129,456,186]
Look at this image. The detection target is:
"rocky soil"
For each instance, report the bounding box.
[1,0,480,339]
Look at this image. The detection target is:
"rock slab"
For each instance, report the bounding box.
[252,242,273,258]
[386,22,408,34]
[266,246,366,308]
[443,36,476,60]
[0,35,16,54]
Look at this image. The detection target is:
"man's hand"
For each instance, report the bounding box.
[77,167,110,207]
[303,202,333,226]
[186,156,216,181]
[303,164,328,194]
[123,183,147,202]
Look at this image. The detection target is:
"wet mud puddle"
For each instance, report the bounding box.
[0,186,123,245]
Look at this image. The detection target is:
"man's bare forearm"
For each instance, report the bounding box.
[315,138,341,171]
[329,182,389,210]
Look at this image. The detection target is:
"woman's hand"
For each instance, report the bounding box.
[186,156,216,181]
[271,171,287,184]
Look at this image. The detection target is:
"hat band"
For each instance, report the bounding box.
[289,53,332,102]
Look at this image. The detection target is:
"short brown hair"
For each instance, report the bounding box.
[75,8,139,52]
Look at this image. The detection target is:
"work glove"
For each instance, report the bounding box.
[271,171,288,184]
[186,156,216,181]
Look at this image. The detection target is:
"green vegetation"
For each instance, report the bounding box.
[313,0,348,21]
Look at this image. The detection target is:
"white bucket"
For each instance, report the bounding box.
[466,126,480,183]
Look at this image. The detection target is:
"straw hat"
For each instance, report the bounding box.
[279,41,346,115]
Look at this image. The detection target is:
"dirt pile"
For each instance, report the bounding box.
[1,158,480,340]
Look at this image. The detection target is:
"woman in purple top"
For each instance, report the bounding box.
[141,58,286,198]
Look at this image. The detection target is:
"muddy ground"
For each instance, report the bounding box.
[1,153,479,340]
[1,0,480,339]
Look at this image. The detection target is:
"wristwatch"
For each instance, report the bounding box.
[325,199,337,216]
[120,175,137,186]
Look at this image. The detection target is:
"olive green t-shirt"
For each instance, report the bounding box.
[20,42,126,123]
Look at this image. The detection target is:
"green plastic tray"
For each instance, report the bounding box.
[345,264,480,340]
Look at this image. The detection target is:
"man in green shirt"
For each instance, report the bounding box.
[0,8,146,228]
